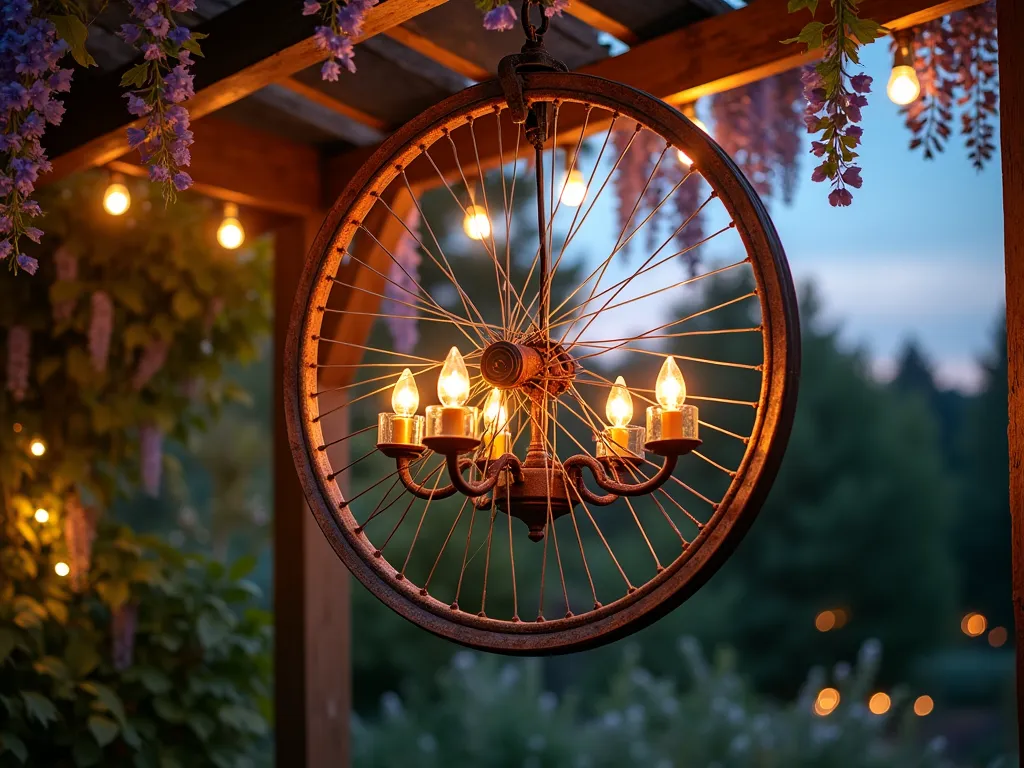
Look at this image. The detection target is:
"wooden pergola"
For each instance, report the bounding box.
[42,0,1020,764]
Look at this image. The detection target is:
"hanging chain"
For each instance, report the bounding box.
[520,0,550,44]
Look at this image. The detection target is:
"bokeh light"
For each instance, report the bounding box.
[54,562,70,577]
[34,508,49,523]
[462,204,491,240]
[961,612,987,637]
[914,695,935,717]
[868,692,891,715]
[815,610,836,632]
[988,626,1008,648]
[814,688,840,716]
[30,439,46,457]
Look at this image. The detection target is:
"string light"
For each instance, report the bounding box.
[462,204,491,240]
[813,688,840,716]
[54,562,70,577]
[887,29,921,106]
[815,610,836,632]
[34,508,49,523]
[868,692,891,715]
[913,695,934,717]
[29,438,46,457]
[217,203,245,249]
[560,151,587,208]
[102,175,131,216]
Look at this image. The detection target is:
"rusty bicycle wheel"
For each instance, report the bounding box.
[285,71,800,654]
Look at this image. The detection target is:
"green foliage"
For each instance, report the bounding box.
[354,639,958,768]
[0,172,270,524]
[0,521,271,767]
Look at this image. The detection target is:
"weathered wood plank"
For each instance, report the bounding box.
[997,0,1024,758]
[384,24,493,81]
[564,0,640,45]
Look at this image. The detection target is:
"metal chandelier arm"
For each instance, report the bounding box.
[396,456,461,501]
[563,453,680,505]
[444,451,526,498]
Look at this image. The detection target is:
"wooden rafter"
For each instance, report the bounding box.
[278,77,392,133]
[46,0,449,181]
[563,1,640,45]
[384,24,492,82]
[325,0,987,197]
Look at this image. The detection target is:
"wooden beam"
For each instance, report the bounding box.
[563,1,640,46]
[325,0,986,198]
[997,0,1024,756]
[580,0,985,107]
[47,0,449,180]
[383,24,493,81]
[253,84,387,145]
[274,214,352,768]
[278,77,392,133]
[107,115,322,217]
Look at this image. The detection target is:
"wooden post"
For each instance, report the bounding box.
[997,0,1024,758]
[274,215,351,767]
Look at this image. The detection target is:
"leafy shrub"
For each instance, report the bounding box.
[353,639,965,768]
[0,522,271,767]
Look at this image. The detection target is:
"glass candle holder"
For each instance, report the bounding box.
[646,404,699,442]
[378,412,425,451]
[426,405,478,437]
[596,425,645,460]
[480,429,512,460]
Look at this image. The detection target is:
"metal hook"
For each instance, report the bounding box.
[520,0,550,43]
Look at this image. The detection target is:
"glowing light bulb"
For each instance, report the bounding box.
[913,696,934,717]
[34,508,49,523]
[656,356,687,411]
[438,346,470,408]
[887,65,920,106]
[54,562,70,577]
[103,181,131,216]
[605,375,634,428]
[482,388,508,432]
[559,169,588,207]
[392,368,419,417]
[29,439,46,457]
[217,203,245,249]
[463,205,491,240]
[814,688,840,716]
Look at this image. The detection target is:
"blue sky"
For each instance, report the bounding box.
[553,40,1005,393]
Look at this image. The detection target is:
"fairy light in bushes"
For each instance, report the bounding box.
[913,696,934,716]
[217,203,245,250]
[54,562,70,577]
[887,29,921,106]
[103,175,132,216]
[34,508,49,523]
[29,439,46,457]
[868,692,891,715]
[814,688,840,716]
[961,612,987,637]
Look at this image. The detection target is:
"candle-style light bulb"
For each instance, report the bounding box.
[606,375,634,427]
[482,387,507,432]
[438,346,470,408]
[656,356,687,411]
[392,368,419,417]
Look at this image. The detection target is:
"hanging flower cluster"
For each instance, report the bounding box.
[0,1,75,275]
[786,0,884,207]
[475,0,569,32]
[304,0,379,80]
[118,0,202,201]
[902,2,998,170]
[382,205,422,355]
[711,71,805,205]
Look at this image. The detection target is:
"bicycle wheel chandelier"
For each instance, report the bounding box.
[286,1,801,654]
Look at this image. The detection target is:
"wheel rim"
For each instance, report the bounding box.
[285,73,801,654]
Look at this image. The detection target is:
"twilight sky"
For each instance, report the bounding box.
[551,40,1005,393]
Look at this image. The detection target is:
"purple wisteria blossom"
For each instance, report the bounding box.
[544,0,569,17]
[5,325,30,401]
[307,0,378,78]
[140,424,163,497]
[132,338,169,390]
[63,492,97,593]
[53,245,78,322]
[89,291,113,373]
[1,0,73,274]
[483,4,517,31]
[119,0,199,200]
[382,206,421,354]
[112,602,138,672]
